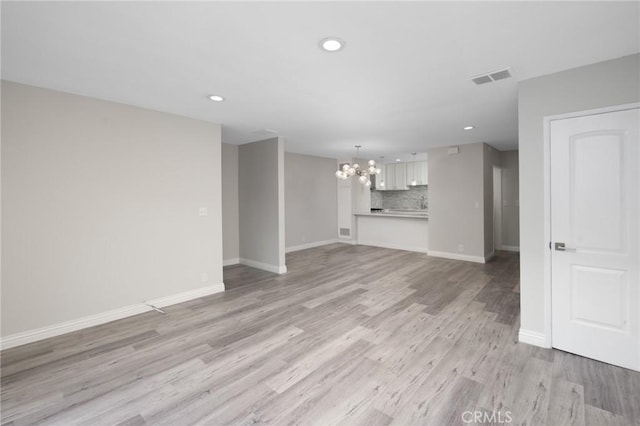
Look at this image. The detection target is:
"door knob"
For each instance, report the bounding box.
[555,242,576,252]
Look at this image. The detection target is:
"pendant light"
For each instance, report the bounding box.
[335,145,381,186]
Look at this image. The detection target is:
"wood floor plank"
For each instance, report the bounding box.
[265,326,371,393]
[229,339,376,426]
[1,244,638,426]
[546,380,586,426]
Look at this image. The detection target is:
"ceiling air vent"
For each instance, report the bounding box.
[471,67,512,85]
[471,75,493,85]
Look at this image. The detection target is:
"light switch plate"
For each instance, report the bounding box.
[199,207,208,216]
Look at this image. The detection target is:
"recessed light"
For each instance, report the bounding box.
[396,158,401,162]
[208,95,225,102]
[320,37,345,52]
[463,125,474,130]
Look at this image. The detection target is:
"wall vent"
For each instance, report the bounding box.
[339,228,351,236]
[470,67,512,85]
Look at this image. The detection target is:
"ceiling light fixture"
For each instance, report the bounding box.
[396,159,401,162]
[320,37,345,52]
[208,95,225,102]
[335,145,380,186]
[463,125,474,130]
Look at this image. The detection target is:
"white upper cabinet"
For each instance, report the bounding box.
[381,163,394,190]
[394,163,407,189]
[382,163,408,190]
[376,164,387,190]
[376,159,428,191]
[406,161,428,186]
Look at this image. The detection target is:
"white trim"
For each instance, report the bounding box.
[0,283,225,350]
[277,137,287,276]
[285,239,339,253]
[337,237,357,245]
[493,166,503,252]
[239,258,287,274]
[0,304,149,351]
[499,245,520,252]
[357,240,428,254]
[542,102,640,350]
[518,329,549,348]
[223,258,240,266]
[427,250,487,264]
[147,283,225,308]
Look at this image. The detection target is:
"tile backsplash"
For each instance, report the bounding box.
[371,185,428,210]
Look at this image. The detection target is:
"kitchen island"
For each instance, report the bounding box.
[354,210,428,253]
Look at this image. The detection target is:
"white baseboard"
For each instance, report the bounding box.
[147,283,225,308]
[427,250,487,264]
[357,240,428,254]
[499,245,520,252]
[518,329,549,348]
[285,239,339,253]
[223,258,240,266]
[337,237,357,245]
[239,258,287,274]
[0,283,225,351]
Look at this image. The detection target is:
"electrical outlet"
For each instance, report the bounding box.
[201,272,208,283]
[198,207,208,217]
[474,201,480,209]
[458,244,464,252]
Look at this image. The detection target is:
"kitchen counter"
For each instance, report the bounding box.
[354,212,429,253]
[355,212,428,220]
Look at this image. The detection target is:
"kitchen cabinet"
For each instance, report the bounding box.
[405,160,428,186]
[355,213,429,253]
[382,163,408,190]
[375,164,387,190]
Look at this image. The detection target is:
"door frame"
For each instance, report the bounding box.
[493,166,502,252]
[542,102,640,349]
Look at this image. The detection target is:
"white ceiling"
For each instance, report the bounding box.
[2,1,639,160]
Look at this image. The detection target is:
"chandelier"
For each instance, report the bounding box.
[335,145,381,186]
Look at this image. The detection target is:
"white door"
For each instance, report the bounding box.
[551,107,639,371]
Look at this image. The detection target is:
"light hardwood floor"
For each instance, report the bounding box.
[1,244,639,425]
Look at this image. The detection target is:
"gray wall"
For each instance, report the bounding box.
[285,152,337,249]
[1,81,223,336]
[222,143,239,263]
[428,142,485,259]
[518,54,640,336]
[238,137,286,272]
[500,150,520,248]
